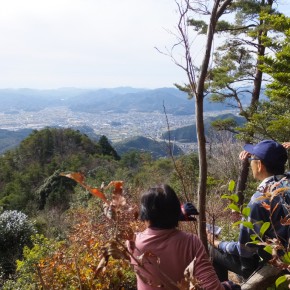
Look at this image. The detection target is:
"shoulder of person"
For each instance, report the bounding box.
[175,229,200,241]
[249,191,267,204]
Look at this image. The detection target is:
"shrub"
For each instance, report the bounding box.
[0,210,36,277]
[2,234,61,290]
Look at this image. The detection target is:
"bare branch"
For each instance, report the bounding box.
[162,102,190,201]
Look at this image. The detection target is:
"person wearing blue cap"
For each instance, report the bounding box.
[208,140,289,282]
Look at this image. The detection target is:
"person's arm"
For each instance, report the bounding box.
[207,192,268,258]
[282,142,290,149]
[207,232,240,256]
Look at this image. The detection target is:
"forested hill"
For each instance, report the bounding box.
[162,113,246,142]
[0,128,33,153]
[114,136,183,158]
[0,126,102,154]
[0,128,118,213]
[0,127,184,214]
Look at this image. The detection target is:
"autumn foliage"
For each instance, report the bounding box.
[3,172,203,290]
[33,173,141,289]
[2,173,142,289]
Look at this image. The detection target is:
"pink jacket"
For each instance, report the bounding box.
[128,228,225,290]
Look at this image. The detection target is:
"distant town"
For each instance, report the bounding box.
[0,106,195,142]
[0,87,242,154]
[0,106,237,153]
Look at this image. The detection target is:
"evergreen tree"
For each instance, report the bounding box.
[202,0,285,203]
[98,135,120,160]
[240,12,290,142]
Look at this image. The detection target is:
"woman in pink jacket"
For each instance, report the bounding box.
[127,184,240,290]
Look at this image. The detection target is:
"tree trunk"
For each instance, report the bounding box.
[173,0,233,247]
[196,96,207,246]
[241,264,282,290]
[194,0,233,247]
[195,1,218,248]
[236,160,250,205]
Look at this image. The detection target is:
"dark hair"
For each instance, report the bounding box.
[140,184,181,229]
[264,162,285,176]
[253,154,285,175]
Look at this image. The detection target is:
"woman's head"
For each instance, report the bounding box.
[140,184,181,229]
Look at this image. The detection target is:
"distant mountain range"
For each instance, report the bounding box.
[0,87,254,115]
[0,86,258,156]
[0,129,33,153]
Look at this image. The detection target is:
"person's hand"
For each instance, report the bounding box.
[207,232,220,248]
[239,150,250,161]
[221,281,241,290]
[179,202,199,221]
[282,142,290,149]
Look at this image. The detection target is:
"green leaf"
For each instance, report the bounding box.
[242,221,254,230]
[221,194,239,203]
[242,207,251,217]
[228,180,236,192]
[233,220,242,227]
[228,203,240,213]
[282,252,290,264]
[260,222,270,237]
[231,194,239,203]
[250,234,258,241]
[247,241,259,245]
[275,275,287,288]
[263,245,272,255]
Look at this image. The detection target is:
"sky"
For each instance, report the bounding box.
[0,0,188,89]
[0,0,290,90]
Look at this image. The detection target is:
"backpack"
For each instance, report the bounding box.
[269,172,290,205]
[267,172,290,246]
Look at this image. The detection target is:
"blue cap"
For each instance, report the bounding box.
[244,140,287,168]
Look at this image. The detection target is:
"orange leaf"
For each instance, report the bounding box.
[106,181,123,194]
[88,187,108,203]
[60,172,85,185]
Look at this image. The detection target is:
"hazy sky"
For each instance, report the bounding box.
[0,0,186,89]
[0,0,289,90]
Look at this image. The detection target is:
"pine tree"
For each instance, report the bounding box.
[240,12,290,142]
[98,135,120,161]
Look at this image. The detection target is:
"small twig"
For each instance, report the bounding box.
[163,102,190,201]
[36,265,47,290]
[74,255,83,290]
